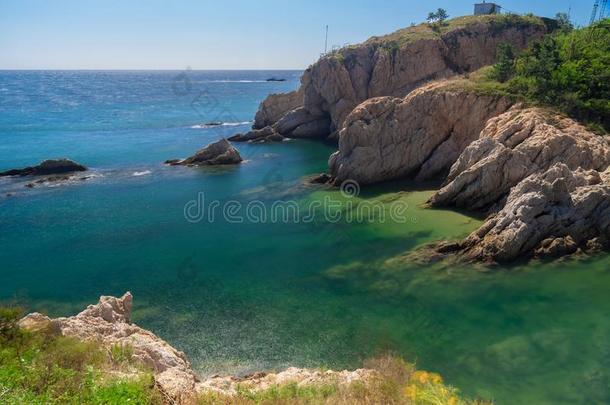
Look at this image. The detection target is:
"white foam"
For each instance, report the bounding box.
[190,121,251,129]
[132,170,152,177]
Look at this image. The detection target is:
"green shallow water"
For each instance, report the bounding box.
[2,71,610,405]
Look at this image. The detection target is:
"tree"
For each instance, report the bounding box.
[492,43,516,82]
[555,12,573,32]
[427,8,449,25]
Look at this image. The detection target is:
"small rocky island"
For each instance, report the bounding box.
[166,139,242,166]
[0,158,87,177]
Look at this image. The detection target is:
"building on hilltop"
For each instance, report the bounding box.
[474,2,501,15]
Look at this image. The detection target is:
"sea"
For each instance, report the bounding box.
[1,70,609,404]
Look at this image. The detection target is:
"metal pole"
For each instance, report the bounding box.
[324,25,329,54]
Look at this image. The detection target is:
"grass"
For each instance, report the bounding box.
[0,305,162,404]
[196,354,490,405]
[362,14,545,49]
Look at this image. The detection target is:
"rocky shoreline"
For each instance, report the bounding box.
[18,293,377,404]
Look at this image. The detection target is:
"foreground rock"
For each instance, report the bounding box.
[166,139,242,166]
[329,80,512,184]
[0,158,87,177]
[19,293,376,404]
[250,15,549,139]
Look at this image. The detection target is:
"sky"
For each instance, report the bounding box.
[0,0,600,70]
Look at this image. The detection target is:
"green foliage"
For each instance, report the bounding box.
[555,12,573,32]
[196,354,488,405]
[485,19,610,131]
[0,305,161,404]
[110,342,133,364]
[427,8,449,24]
[491,43,516,82]
[0,306,23,343]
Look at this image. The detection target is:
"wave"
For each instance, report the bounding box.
[203,80,270,83]
[132,170,152,177]
[190,121,251,129]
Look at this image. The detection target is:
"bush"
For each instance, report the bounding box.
[486,19,610,131]
[0,305,161,404]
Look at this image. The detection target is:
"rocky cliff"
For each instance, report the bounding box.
[251,15,548,140]
[328,80,513,184]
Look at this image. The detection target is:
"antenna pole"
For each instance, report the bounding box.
[590,0,600,25]
[324,25,329,54]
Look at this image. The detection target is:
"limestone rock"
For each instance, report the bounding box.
[328,81,512,185]
[253,90,303,129]
[0,159,87,177]
[19,292,198,403]
[430,108,610,209]
[436,164,610,263]
[198,367,377,396]
[167,139,242,166]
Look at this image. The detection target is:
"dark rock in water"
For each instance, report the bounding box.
[167,139,242,166]
[204,121,223,126]
[227,133,246,142]
[266,78,286,82]
[24,173,94,188]
[310,173,332,184]
[0,159,87,177]
[229,126,286,143]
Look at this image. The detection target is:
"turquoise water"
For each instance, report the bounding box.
[1,71,609,404]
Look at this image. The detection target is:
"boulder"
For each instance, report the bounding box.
[0,159,87,177]
[168,139,242,166]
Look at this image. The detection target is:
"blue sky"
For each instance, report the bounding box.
[0,0,598,69]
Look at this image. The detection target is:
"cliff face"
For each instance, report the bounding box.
[328,80,513,184]
[252,15,549,138]
[426,109,610,263]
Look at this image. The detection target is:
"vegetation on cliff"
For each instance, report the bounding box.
[198,355,488,405]
[0,306,161,404]
[470,18,610,132]
[360,14,546,49]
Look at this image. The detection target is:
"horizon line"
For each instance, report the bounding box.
[0,68,306,71]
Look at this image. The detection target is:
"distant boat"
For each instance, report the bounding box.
[266,78,286,82]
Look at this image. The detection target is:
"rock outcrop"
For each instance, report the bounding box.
[328,81,513,184]
[253,90,303,129]
[19,293,376,403]
[249,15,548,140]
[19,292,199,402]
[429,108,610,210]
[0,159,87,177]
[167,139,242,166]
[432,164,610,263]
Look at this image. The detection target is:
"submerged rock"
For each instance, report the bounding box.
[167,139,242,166]
[0,159,87,177]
